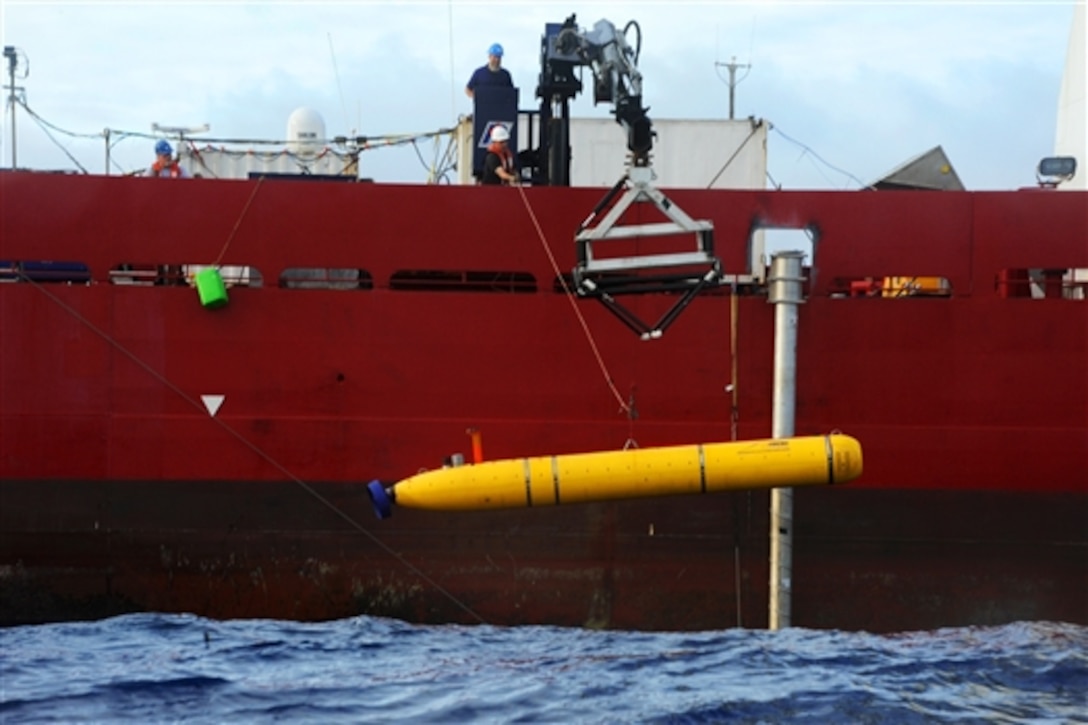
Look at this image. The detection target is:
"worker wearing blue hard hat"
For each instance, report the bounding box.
[149,139,189,178]
[465,42,512,99]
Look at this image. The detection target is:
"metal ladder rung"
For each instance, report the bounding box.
[581,251,717,274]
[579,220,714,241]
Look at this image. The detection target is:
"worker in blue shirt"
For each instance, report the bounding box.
[465,43,513,99]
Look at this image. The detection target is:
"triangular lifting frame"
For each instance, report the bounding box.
[572,167,721,339]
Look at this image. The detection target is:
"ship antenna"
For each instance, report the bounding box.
[328,32,354,136]
[448,0,457,123]
[714,56,751,120]
[713,18,755,120]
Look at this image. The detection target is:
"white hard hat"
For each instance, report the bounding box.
[490,126,510,142]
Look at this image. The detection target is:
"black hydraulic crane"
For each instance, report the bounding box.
[535,15,722,339]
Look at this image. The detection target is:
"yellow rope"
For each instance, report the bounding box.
[213,176,265,267]
[516,183,631,415]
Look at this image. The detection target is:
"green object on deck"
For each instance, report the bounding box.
[195,267,229,308]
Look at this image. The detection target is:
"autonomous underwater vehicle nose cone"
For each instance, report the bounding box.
[367,480,395,519]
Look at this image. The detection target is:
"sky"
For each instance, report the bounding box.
[0,1,1081,189]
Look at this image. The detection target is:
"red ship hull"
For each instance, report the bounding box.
[2,172,1085,631]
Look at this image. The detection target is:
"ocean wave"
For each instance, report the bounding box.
[2,616,1085,723]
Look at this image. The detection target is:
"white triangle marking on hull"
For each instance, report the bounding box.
[201,394,225,417]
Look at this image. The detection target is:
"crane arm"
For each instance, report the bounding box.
[554,16,654,164]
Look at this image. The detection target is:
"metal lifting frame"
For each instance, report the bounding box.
[572,167,721,339]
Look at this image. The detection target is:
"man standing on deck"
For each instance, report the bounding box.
[465,43,513,99]
[148,140,189,178]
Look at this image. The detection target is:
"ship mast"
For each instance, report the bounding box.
[3,46,22,170]
[714,56,751,120]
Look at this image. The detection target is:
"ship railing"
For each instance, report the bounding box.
[280,267,373,290]
[841,276,953,298]
[109,265,160,286]
[184,265,260,288]
[0,260,91,285]
[996,268,1087,300]
[389,269,537,294]
[109,264,262,287]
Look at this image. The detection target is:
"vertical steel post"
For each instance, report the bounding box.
[767,251,805,630]
[4,46,16,170]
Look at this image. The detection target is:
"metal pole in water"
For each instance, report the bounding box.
[767,251,805,630]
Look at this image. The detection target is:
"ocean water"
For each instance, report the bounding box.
[1,616,1085,724]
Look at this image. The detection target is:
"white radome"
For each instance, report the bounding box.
[286,107,327,157]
